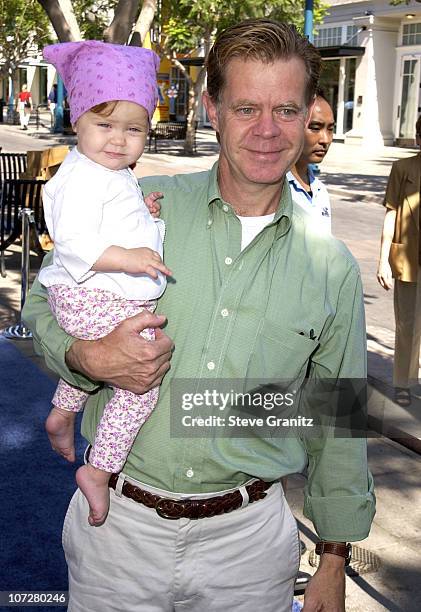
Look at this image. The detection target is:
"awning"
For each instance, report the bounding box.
[177,46,365,66]
[318,46,365,59]
[179,58,204,67]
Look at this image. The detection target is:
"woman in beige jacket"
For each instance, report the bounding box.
[377,118,421,406]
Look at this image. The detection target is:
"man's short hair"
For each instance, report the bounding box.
[416,114,421,136]
[206,19,321,106]
[315,87,328,103]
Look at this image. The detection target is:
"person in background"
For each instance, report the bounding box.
[16,84,32,130]
[377,115,421,407]
[287,92,335,232]
[48,83,57,125]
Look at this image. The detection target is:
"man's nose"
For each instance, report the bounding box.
[319,128,331,145]
[254,111,282,138]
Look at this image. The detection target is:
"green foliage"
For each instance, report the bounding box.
[72,0,120,39]
[0,0,52,78]
[161,0,328,54]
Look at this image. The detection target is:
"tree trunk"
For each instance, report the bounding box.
[183,32,212,155]
[37,0,82,42]
[184,67,206,156]
[103,0,140,44]
[130,0,157,46]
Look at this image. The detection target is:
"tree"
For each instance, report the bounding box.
[37,0,157,44]
[0,0,52,92]
[158,0,327,154]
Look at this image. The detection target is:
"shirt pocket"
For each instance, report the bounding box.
[245,321,318,388]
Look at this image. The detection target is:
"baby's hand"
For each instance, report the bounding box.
[144,191,163,218]
[125,247,172,278]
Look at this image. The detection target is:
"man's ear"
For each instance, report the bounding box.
[202,91,219,132]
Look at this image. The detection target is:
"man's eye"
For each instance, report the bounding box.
[97,123,110,128]
[277,107,298,119]
[236,107,254,116]
[128,127,142,133]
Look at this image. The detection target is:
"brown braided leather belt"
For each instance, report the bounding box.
[109,474,274,520]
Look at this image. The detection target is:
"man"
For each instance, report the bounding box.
[377,114,421,406]
[287,93,335,232]
[16,83,32,131]
[48,83,57,125]
[23,19,375,612]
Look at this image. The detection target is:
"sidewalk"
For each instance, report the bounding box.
[1,123,421,610]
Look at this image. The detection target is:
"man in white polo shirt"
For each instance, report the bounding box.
[287,92,334,232]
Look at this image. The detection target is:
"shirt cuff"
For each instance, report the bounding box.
[303,477,376,542]
[38,329,99,393]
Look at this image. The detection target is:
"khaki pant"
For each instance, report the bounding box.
[393,268,421,387]
[63,476,300,612]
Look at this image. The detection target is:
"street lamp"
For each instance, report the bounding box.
[304,0,314,43]
[7,66,15,123]
[54,76,64,133]
[6,36,15,123]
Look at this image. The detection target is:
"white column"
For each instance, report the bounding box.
[336,58,346,137]
[345,16,398,146]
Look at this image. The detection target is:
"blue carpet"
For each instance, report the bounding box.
[0,337,85,609]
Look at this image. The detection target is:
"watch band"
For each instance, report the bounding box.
[315,541,352,566]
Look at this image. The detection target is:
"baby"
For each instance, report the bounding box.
[39,41,170,526]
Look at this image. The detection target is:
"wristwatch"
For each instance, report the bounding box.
[315,541,352,566]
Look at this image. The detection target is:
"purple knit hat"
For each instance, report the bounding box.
[43,41,160,124]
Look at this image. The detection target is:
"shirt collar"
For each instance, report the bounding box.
[206,161,292,237]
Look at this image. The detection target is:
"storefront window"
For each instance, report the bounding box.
[344,58,356,132]
[314,27,342,48]
[18,68,27,89]
[345,26,359,46]
[39,67,48,105]
[402,23,421,46]
[170,67,187,121]
[399,59,418,138]
[318,59,340,124]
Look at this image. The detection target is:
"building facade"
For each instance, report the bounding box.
[316,0,421,146]
[0,57,57,110]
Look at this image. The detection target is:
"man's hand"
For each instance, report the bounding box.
[376,260,393,291]
[303,553,345,612]
[66,311,173,394]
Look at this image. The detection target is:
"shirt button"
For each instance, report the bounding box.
[207,219,213,226]
[185,468,194,478]
[221,308,229,317]
[225,257,233,265]
[207,361,215,371]
[222,204,229,212]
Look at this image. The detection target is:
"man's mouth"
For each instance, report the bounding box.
[247,149,281,159]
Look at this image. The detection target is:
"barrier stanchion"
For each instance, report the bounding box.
[2,208,34,339]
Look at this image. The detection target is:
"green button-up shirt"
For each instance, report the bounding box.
[23,162,375,541]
